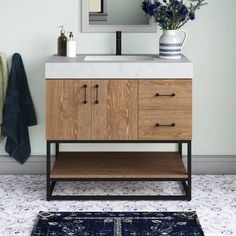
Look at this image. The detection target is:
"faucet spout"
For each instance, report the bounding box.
[116,31,122,55]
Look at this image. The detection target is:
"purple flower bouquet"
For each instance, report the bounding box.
[142,0,207,30]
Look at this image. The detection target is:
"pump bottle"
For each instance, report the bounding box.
[57,26,67,56]
[67,32,77,58]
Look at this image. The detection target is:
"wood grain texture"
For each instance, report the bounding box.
[46,80,92,140]
[139,110,192,140]
[92,80,138,140]
[50,152,187,179]
[139,80,192,110]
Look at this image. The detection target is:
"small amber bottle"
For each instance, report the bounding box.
[57,26,67,56]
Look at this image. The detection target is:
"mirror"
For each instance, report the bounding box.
[82,0,156,32]
[89,0,148,25]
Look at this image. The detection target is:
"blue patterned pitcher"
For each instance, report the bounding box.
[159,30,187,59]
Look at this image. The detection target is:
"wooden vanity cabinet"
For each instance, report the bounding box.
[46,79,192,141]
[46,78,192,201]
[46,80,138,141]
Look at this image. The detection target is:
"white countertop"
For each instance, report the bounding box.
[45,54,193,79]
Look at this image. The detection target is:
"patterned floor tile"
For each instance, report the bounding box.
[0,175,235,236]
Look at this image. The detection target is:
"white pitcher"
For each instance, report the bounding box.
[159,30,187,59]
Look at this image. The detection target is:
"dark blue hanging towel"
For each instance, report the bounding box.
[3,53,37,164]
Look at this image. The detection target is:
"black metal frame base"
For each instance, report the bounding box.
[46,140,191,201]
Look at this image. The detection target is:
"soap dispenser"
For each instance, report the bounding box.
[57,26,67,56]
[67,32,77,58]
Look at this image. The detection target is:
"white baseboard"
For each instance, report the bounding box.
[0,155,236,175]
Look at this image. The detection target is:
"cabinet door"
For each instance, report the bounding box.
[46,80,92,140]
[92,80,138,140]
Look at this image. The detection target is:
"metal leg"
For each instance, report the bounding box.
[181,142,191,201]
[55,143,59,159]
[46,141,51,201]
[50,181,56,196]
[187,141,192,201]
[178,143,182,156]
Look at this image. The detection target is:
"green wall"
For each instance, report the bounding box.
[0,0,235,157]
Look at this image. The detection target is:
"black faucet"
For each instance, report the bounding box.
[116,31,122,55]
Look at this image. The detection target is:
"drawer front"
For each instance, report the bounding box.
[139,110,192,140]
[139,80,192,110]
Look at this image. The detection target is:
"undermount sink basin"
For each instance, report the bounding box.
[84,55,154,62]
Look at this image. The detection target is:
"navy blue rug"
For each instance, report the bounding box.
[31,212,204,236]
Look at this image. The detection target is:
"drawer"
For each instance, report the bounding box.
[139,110,192,140]
[139,80,192,110]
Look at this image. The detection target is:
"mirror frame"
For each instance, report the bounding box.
[82,0,157,33]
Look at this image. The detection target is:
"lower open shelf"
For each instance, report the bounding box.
[50,152,187,180]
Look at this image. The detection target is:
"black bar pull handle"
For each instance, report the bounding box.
[156,93,175,97]
[95,84,99,104]
[155,123,176,127]
[83,84,88,104]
